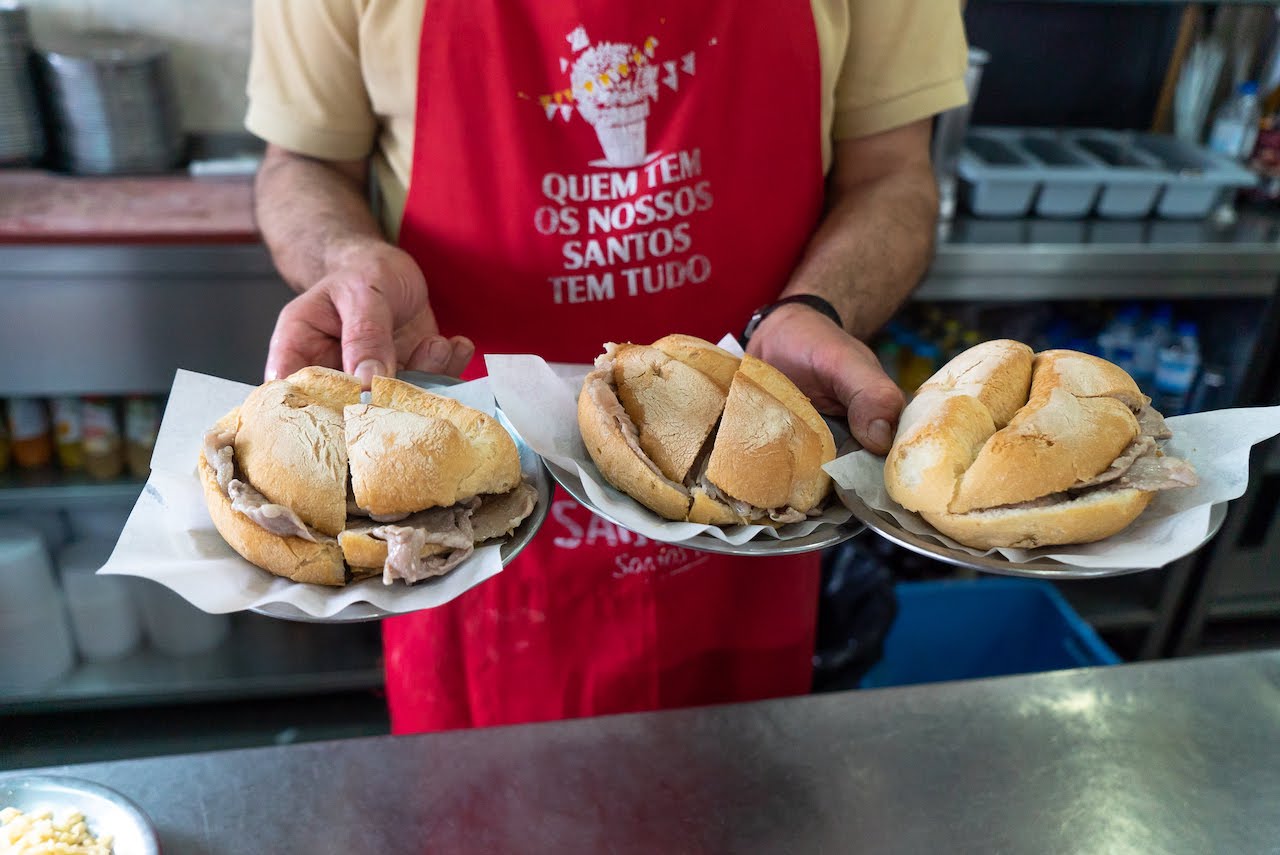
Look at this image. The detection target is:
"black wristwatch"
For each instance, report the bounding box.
[740,295,844,347]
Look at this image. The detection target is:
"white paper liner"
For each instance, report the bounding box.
[98,369,519,617]
[485,334,853,546]
[824,406,1280,569]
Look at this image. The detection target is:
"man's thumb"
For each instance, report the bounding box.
[337,286,397,388]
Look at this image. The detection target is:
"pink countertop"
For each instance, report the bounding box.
[0,170,259,244]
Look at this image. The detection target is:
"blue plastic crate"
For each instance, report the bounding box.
[860,579,1120,689]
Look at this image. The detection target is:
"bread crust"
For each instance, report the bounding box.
[201,368,534,586]
[198,453,347,586]
[233,379,351,537]
[371,376,521,498]
[922,488,1153,550]
[705,355,833,513]
[884,339,1168,549]
[346,404,469,515]
[950,388,1139,513]
[578,338,835,523]
[577,371,692,521]
[650,334,741,394]
[611,344,725,483]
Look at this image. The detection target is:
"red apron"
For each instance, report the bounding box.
[386,0,826,732]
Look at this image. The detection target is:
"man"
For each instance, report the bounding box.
[247,0,968,732]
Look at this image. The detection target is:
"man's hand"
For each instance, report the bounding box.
[747,303,903,455]
[265,240,474,386]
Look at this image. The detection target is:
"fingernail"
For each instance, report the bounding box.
[428,338,451,367]
[265,368,279,382]
[355,359,385,388]
[869,419,894,451]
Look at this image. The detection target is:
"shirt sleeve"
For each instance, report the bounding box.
[833,0,970,140]
[244,0,377,160]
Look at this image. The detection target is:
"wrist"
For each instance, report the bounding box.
[323,235,406,277]
[741,294,844,348]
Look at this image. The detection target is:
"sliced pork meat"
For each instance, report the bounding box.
[345,498,410,523]
[227,479,316,542]
[1137,405,1173,441]
[202,429,237,492]
[1117,454,1199,491]
[373,498,481,585]
[472,481,539,542]
[1074,436,1157,489]
[584,359,689,497]
[694,467,808,525]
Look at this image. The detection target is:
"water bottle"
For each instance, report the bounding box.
[1132,303,1173,391]
[1099,305,1141,376]
[1208,81,1262,161]
[1154,322,1202,416]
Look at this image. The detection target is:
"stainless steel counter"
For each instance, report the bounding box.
[7,651,1279,854]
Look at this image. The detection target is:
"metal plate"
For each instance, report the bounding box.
[0,774,160,855]
[250,374,551,624]
[839,485,1230,579]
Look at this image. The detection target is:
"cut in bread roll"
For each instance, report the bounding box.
[884,340,1196,549]
[578,336,836,525]
[200,369,538,586]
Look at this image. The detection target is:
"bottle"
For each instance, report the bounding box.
[1208,82,1262,161]
[1154,322,1202,416]
[124,395,162,479]
[81,396,124,481]
[875,337,901,385]
[901,341,940,395]
[0,410,8,473]
[6,398,53,469]
[1132,303,1173,392]
[1099,305,1141,377]
[1187,367,1228,413]
[50,397,85,472]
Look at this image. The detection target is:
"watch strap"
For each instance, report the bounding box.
[740,294,844,347]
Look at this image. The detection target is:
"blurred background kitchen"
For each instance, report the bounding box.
[3,0,1280,768]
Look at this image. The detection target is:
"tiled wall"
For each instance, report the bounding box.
[27,0,252,133]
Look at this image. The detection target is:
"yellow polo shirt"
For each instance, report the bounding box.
[246,0,968,239]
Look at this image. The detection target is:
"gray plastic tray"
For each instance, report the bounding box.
[1132,133,1256,218]
[956,127,1255,221]
[955,132,1039,217]
[1061,130,1166,218]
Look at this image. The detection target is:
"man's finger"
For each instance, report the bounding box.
[443,336,475,378]
[265,292,342,381]
[334,284,397,388]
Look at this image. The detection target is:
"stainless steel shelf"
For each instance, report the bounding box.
[1207,594,1280,621]
[0,615,384,714]
[1055,578,1160,632]
[0,471,145,510]
[922,213,1280,301]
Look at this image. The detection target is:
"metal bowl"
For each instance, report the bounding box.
[250,374,551,623]
[0,774,159,855]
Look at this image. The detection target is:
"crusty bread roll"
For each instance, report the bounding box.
[577,336,836,525]
[884,340,1197,549]
[200,369,537,586]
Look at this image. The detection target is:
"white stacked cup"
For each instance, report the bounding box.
[134,580,229,656]
[57,539,142,662]
[0,521,77,689]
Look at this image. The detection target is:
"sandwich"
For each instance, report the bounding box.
[577,334,836,525]
[199,367,538,586]
[883,339,1198,549]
